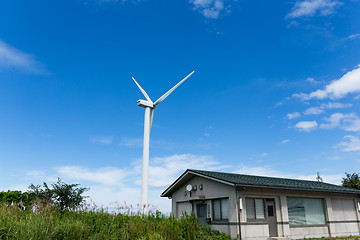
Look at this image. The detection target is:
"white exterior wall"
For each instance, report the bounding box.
[171,175,239,237]
[330,198,360,237]
[289,226,329,239]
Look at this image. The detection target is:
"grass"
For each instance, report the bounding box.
[0,203,232,240]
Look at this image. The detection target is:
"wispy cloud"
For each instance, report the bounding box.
[0,40,47,74]
[287,112,301,120]
[306,77,322,85]
[91,136,113,144]
[287,0,343,19]
[304,102,352,115]
[233,165,294,179]
[336,135,360,152]
[304,107,325,115]
[144,154,227,188]
[296,173,343,185]
[281,139,290,144]
[320,113,360,131]
[295,120,318,132]
[55,166,130,185]
[189,0,230,19]
[293,65,360,100]
[10,152,348,212]
[346,33,360,40]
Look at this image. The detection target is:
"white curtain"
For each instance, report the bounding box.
[214,199,221,219]
[221,198,229,219]
[287,197,325,225]
[246,198,255,219]
[304,198,325,225]
[255,199,265,219]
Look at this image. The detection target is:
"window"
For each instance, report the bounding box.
[213,198,228,220]
[246,198,265,220]
[287,197,325,226]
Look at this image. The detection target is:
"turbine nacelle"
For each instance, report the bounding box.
[137,99,154,108]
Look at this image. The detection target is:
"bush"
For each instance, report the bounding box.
[28,178,89,211]
[0,190,34,209]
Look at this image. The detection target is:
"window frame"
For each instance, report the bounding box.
[212,198,229,221]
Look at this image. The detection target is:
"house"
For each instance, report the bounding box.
[161,169,360,240]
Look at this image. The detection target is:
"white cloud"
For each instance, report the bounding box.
[293,65,360,100]
[321,102,352,109]
[347,33,360,40]
[147,154,225,188]
[189,0,228,19]
[233,165,343,184]
[306,77,322,84]
[304,107,324,115]
[233,165,295,179]
[287,0,343,18]
[296,174,343,185]
[55,166,130,185]
[7,154,349,213]
[304,102,352,115]
[281,139,290,144]
[91,136,113,144]
[320,113,360,131]
[54,154,230,212]
[295,120,318,132]
[0,40,47,74]
[336,135,360,152]
[287,112,301,119]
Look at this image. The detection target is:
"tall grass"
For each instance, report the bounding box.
[0,204,232,239]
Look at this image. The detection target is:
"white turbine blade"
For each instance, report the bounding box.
[150,109,155,133]
[153,71,194,107]
[132,77,152,103]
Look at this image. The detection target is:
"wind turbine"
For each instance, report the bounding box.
[132,71,195,214]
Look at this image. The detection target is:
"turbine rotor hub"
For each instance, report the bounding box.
[137,99,154,108]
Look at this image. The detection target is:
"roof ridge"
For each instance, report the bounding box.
[188,169,330,184]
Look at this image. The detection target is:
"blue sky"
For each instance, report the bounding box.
[0,0,360,212]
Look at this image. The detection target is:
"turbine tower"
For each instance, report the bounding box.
[132,71,195,214]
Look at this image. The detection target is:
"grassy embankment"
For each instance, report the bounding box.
[0,204,232,239]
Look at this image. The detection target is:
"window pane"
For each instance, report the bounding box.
[246,198,255,219]
[287,197,306,225]
[213,199,221,219]
[221,199,229,219]
[255,199,265,219]
[198,205,206,218]
[267,205,274,217]
[304,198,325,225]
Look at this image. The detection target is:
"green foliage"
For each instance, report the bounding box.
[342,172,360,190]
[28,178,89,211]
[0,190,34,209]
[0,204,233,239]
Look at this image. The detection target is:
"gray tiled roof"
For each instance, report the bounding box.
[189,169,360,194]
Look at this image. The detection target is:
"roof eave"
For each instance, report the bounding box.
[235,184,360,195]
